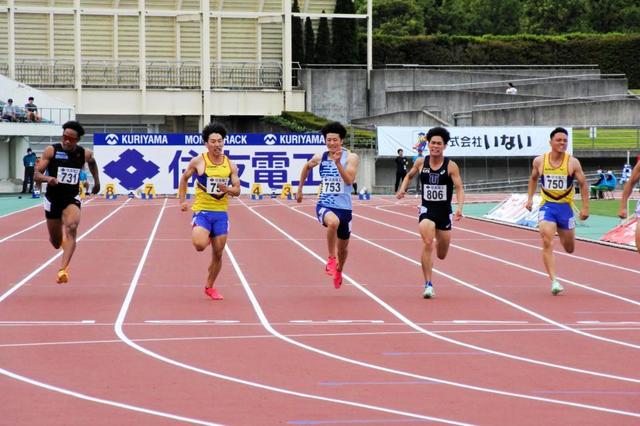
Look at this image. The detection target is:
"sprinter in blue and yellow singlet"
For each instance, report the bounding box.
[526,127,589,295]
[179,123,241,301]
[296,122,360,289]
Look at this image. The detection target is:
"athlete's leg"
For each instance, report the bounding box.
[418,218,437,283]
[59,204,81,270]
[323,211,340,258]
[207,234,227,288]
[336,238,349,272]
[557,228,576,254]
[434,229,452,260]
[46,219,63,249]
[636,224,640,254]
[191,226,211,252]
[538,220,558,281]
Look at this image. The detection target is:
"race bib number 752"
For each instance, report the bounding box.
[206,177,228,194]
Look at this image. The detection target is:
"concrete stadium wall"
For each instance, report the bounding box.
[299,69,368,124]
[468,78,628,98]
[385,90,544,124]
[351,110,444,127]
[473,99,640,126]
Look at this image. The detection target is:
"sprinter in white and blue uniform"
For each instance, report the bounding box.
[396,127,465,299]
[296,122,360,289]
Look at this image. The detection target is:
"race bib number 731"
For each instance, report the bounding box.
[57,167,80,185]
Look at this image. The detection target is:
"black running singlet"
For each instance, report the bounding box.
[45,143,86,199]
[420,156,454,214]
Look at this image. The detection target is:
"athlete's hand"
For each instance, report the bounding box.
[296,190,303,203]
[47,177,58,186]
[91,182,100,194]
[180,202,188,212]
[395,190,405,199]
[217,183,229,194]
[618,207,628,219]
[453,208,463,221]
[524,199,533,211]
[331,149,342,162]
[579,207,589,221]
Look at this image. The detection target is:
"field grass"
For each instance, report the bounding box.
[574,199,626,217]
[573,128,640,149]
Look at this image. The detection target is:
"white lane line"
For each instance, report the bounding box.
[0,320,95,325]
[0,198,95,244]
[113,199,473,425]
[356,209,640,314]
[352,212,640,350]
[227,206,640,418]
[0,367,221,425]
[0,198,131,304]
[0,199,220,425]
[373,204,640,275]
[275,202,640,382]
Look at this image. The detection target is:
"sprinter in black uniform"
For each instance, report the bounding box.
[34,121,101,284]
[396,127,464,299]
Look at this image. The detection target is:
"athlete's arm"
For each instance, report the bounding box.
[525,155,542,211]
[179,156,200,211]
[396,157,424,199]
[571,157,589,220]
[619,162,640,219]
[335,152,359,185]
[218,160,241,197]
[85,148,101,194]
[449,160,464,220]
[34,146,57,186]
[296,153,321,203]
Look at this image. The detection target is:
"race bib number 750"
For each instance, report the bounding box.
[543,175,568,190]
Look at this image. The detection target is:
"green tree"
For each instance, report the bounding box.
[521,0,588,34]
[373,0,424,36]
[316,12,331,64]
[292,0,304,64]
[304,17,316,63]
[465,0,522,35]
[333,0,359,63]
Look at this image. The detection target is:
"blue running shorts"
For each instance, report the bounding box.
[192,211,229,237]
[538,202,575,230]
[316,205,352,240]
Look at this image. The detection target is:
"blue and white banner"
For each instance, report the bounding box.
[93,133,327,194]
[377,127,572,157]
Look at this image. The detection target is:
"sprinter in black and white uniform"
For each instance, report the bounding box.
[34,121,101,284]
[396,127,464,299]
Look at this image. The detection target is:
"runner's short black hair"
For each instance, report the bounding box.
[426,127,450,144]
[550,127,568,139]
[62,120,85,138]
[202,123,227,143]
[321,122,347,139]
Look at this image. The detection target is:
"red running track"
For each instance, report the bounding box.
[0,196,638,425]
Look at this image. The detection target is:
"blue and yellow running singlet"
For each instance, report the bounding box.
[539,152,574,206]
[191,153,231,212]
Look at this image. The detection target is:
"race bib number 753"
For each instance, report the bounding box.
[321,177,343,194]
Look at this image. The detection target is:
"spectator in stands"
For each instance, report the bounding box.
[21,148,37,193]
[394,148,409,192]
[589,169,607,199]
[618,161,640,253]
[506,82,518,95]
[604,170,617,190]
[2,98,17,122]
[25,97,41,122]
[620,163,632,186]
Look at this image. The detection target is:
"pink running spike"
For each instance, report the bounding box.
[204,286,224,300]
[325,256,337,276]
[333,269,343,289]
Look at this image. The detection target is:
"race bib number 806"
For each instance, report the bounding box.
[423,184,446,201]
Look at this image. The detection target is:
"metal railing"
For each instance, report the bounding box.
[14,59,75,87]
[210,61,282,89]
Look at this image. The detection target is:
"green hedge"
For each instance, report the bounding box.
[371,33,640,87]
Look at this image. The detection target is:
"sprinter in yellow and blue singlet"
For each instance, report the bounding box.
[526,127,589,295]
[178,123,241,301]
